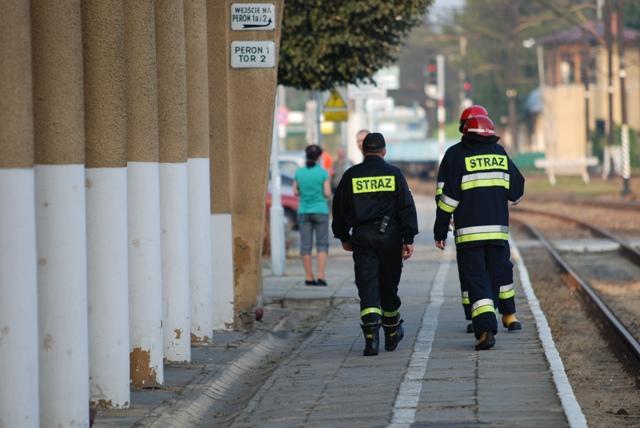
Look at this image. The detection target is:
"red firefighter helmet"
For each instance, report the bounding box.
[459,104,489,122]
[463,115,495,136]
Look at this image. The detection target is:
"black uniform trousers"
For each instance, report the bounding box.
[351,223,403,324]
[456,243,515,338]
[458,242,516,321]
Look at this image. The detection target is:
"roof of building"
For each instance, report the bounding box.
[540,21,639,46]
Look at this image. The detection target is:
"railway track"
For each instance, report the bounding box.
[512,209,640,372]
[525,196,640,212]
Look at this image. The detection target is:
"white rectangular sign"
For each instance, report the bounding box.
[231,3,275,31]
[230,41,276,68]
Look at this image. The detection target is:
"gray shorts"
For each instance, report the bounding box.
[298,213,329,255]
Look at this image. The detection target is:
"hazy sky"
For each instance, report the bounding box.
[431,0,465,12]
[429,0,465,23]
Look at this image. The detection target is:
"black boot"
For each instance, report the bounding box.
[382,319,404,351]
[360,322,380,356]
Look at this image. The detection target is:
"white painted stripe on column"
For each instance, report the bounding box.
[389,258,451,427]
[35,164,89,428]
[86,167,130,407]
[212,213,234,330]
[510,239,587,428]
[160,162,191,362]
[188,158,213,341]
[128,162,164,385]
[0,169,39,427]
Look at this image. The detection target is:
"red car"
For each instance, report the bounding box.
[266,173,299,231]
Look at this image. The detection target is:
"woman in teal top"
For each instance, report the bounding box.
[293,145,331,286]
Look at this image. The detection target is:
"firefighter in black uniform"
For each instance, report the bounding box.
[332,133,419,356]
[434,115,525,350]
[437,105,522,334]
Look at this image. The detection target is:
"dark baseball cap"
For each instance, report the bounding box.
[362,132,386,152]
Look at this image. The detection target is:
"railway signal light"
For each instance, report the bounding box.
[424,58,438,98]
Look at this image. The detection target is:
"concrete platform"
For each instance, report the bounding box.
[95,196,584,427]
[233,197,581,427]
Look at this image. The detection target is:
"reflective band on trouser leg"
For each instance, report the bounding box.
[499,283,515,300]
[437,194,459,213]
[455,225,509,244]
[382,310,398,318]
[461,291,470,305]
[436,181,444,196]
[361,307,382,318]
[471,298,495,318]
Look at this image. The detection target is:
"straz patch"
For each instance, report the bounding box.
[352,175,395,194]
[465,154,508,172]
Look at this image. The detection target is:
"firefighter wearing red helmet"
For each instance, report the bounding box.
[458,104,489,132]
[433,114,525,350]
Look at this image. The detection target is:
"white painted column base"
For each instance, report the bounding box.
[35,164,89,427]
[211,213,234,330]
[160,163,191,362]
[86,168,130,408]
[128,162,164,385]
[0,169,39,427]
[188,158,213,342]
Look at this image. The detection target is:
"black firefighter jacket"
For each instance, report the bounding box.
[433,134,525,247]
[332,155,418,244]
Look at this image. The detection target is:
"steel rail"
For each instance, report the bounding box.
[512,217,640,369]
[513,206,640,267]
[523,197,640,212]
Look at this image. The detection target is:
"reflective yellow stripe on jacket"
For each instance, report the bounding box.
[437,194,459,213]
[461,172,510,191]
[455,225,509,244]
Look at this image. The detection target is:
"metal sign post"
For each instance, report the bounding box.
[437,54,446,161]
[270,89,285,276]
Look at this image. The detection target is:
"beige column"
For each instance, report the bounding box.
[125,0,164,388]
[156,0,191,362]
[207,0,235,329]
[208,0,284,328]
[82,0,130,408]
[0,1,39,426]
[185,0,214,342]
[32,0,90,426]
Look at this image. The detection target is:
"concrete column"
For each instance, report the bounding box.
[207,1,235,330]
[156,0,191,362]
[185,0,213,343]
[82,0,130,408]
[208,0,284,328]
[31,0,90,426]
[125,0,164,387]
[0,1,39,426]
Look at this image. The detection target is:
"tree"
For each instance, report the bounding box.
[278,0,433,91]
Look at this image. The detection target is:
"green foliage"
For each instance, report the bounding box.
[445,0,594,119]
[590,126,640,167]
[278,0,433,91]
[623,2,640,31]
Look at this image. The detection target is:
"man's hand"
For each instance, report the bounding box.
[402,244,414,260]
[435,240,446,250]
[341,241,353,252]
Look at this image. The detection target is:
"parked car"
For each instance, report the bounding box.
[278,151,305,179]
[266,174,299,231]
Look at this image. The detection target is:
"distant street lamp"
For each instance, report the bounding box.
[522,38,545,88]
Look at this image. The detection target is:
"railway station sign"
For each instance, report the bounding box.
[231,3,276,31]
[230,41,276,68]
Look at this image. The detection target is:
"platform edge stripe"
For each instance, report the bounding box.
[388,258,451,428]
[510,238,587,428]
